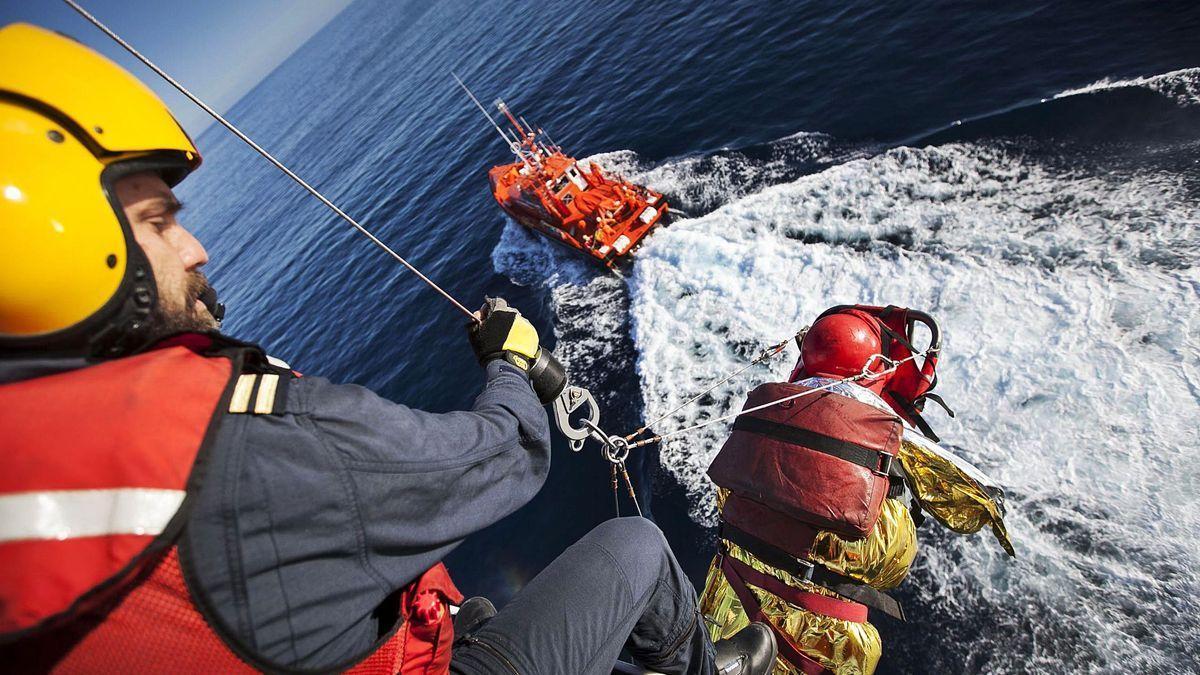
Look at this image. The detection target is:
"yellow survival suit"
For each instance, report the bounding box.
[699,306,1013,674]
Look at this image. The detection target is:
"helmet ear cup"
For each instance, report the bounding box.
[0,101,123,343]
[0,117,181,357]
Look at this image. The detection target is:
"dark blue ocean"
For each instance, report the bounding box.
[179,1,1200,672]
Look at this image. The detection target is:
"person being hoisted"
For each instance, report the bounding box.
[0,23,777,675]
[699,305,1015,674]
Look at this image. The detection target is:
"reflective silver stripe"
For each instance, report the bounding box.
[0,488,185,543]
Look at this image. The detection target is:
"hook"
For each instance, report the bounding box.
[551,385,601,453]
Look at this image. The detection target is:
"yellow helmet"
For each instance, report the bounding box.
[0,23,201,357]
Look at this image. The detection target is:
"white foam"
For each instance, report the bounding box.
[626,140,1200,670]
[491,216,596,289]
[1054,66,1200,107]
[490,217,633,402]
[581,133,847,215]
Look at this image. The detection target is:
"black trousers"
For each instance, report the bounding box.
[450,517,715,675]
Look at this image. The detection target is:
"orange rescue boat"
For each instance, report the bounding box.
[456,75,668,268]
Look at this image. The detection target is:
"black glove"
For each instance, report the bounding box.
[467,298,567,404]
[467,297,540,370]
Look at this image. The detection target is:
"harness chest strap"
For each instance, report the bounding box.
[719,522,905,622]
[730,416,896,476]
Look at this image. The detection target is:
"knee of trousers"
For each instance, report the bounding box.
[581,517,674,593]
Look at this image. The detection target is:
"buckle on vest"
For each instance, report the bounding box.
[875,452,895,477]
[794,558,816,583]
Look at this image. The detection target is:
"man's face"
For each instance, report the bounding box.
[114,171,218,336]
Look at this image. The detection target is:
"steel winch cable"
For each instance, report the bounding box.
[623,351,928,450]
[62,0,479,323]
[623,332,800,442]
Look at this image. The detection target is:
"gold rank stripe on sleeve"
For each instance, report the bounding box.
[229,374,256,413]
[254,374,280,415]
[228,372,283,415]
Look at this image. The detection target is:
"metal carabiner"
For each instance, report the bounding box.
[551,387,643,518]
[551,385,602,453]
[580,419,629,464]
[860,353,899,381]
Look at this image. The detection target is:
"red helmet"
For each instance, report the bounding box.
[789,304,952,441]
[790,308,890,391]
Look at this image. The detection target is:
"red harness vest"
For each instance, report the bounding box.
[708,382,901,541]
[0,337,460,673]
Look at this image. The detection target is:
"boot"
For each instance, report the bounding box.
[713,622,777,675]
[453,596,496,637]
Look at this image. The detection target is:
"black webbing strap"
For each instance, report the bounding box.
[887,454,909,498]
[889,395,941,443]
[720,522,906,621]
[878,306,919,354]
[732,416,893,475]
[822,578,905,622]
[921,392,956,418]
[721,522,812,579]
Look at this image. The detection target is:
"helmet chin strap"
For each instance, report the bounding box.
[198,286,225,327]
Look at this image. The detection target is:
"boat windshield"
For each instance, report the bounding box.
[550,173,572,194]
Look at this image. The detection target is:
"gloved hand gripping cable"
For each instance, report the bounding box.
[467,297,567,405]
[465,298,636,512]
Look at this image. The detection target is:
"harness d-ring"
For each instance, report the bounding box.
[604,436,630,465]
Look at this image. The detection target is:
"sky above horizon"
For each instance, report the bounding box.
[1,0,354,135]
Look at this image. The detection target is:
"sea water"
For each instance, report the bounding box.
[181,1,1199,671]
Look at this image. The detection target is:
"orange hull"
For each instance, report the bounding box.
[489,154,668,267]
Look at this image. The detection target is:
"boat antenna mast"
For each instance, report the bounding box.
[520,113,551,154]
[451,72,523,156]
[495,98,545,168]
[540,127,561,154]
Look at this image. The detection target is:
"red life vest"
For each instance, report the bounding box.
[707,381,905,675]
[0,336,460,673]
[708,381,902,541]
